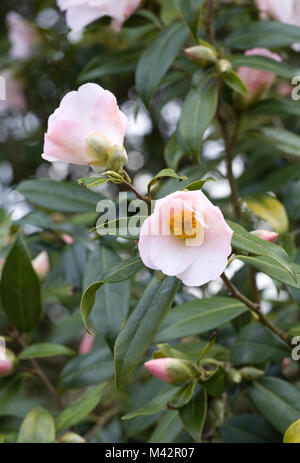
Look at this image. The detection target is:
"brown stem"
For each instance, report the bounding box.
[84,404,120,442]
[221,274,291,348]
[249,267,261,304]
[216,86,241,218]
[12,330,63,410]
[123,180,151,206]
[207,0,216,45]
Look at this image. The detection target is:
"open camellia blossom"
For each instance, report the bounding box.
[42,83,128,171]
[255,0,300,24]
[238,48,282,100]
[7,11,38,60]
[57,0,141,32]
[138,190,233,287]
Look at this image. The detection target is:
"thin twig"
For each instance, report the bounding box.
[123,180,151,205]
[84,404,120,442]
[221,274,291,347]
[216,87,241,218]
[11,330,63,410]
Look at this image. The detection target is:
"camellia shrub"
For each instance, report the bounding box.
[1,0,300,444]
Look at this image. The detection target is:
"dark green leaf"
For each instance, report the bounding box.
[80,256,143,332]
[19,343,75,360]
[114,276,180,390]
[0,234,42,332]
[18,407,55,443]
[78,177,109,188]
[247,98,300,117]
[179,72,218,157]
[250,127,300,158]
[172,0,204,39]
[56,383,106,433]
[148,410,182,443]
[231,54,300,79]
[17,179,102,213]
[248,376,300,434]
[156,297,247,341]
[122,387,177,420]
[136,22,189,104]
[230,324,290,365]
[223,70,248,96]
[179,387,207,442]
[220,414,281,443]
[226,21,300,49]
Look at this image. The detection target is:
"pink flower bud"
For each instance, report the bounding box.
[251,229,278,243]
[185,46,217,67]
[79,333,94,355]
[144,358,198,385]
[0,349,18,377]
[238,48,282,101]
[61,233,74,245]
[32,251,50,280]
[6,11,39,60]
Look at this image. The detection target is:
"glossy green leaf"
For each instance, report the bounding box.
[164,133,186,170]
[147,168,187,194]
[223,70,248,96]
[228,220,295,281]
[148,410,182,443]
[169,381,196,409]
[80,256,143,333]
[226,21,300,49]
[156,297,247,341]
[230,324,290,365]
[78,177,109,188]
[179,72,218,157]
[59,349,114,390]
[248,376,300,434]
[231,54,300,79]
[18,407,55,443]
[0,234,42,332]
[84,245,130,350]
[250,127,300,159]
[136,22,189,104]
[19,343,75,360]
[56,383,106,433]
[17,179,102,213]
[172,0,204,39]
[220,414,281,443]
[244,193,289,235]
[185,177,215,191]
[79,46,143,81]
[122,387,177,420]
[247,98,300,117]
[235,255,300,288]
[0,375,24,410]
[114,276,180,390]
[179,387,207,442]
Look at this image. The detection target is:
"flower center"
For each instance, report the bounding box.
[169,210,201,240]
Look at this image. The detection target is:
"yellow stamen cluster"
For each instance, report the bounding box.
[169,211,201,240]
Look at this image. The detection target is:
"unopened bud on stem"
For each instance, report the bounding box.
[216,59,232,74]
[251,229,278,243]
[239,366,264,381]
[144,358,199,385]
[185,46,217,67]
[0,349,18,377]
[87,135,127,173]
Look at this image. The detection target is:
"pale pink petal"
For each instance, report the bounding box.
[65,6,105,32]
[144,358,172,383]
[90,91,128,146]
[79,333,94,355]
[43,119,91,164]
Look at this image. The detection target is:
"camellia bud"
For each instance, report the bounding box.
[32,251,50,280]
[216,59,232,74]
[239,366,264,382]
[79,333,94,355]
[87,135,127,173]
[211,399,225,427]
[0,349,18,377]
[58,432,86,443]
[185,45,217,67]
[251,229,278,243]
[226,368,242,384]
[283,418,300,443]
[144,358,199,385]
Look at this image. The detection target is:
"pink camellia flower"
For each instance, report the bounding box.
[255,0,300,25]
[251,229,279,243]
[238,48,281,101]
[0,349,17,378]
[79,333,94,355]
[57,0,141,32]
[0,359,14,377]
[32,251,50,280]
[42,83,128,172]
[6,12,39,60]
[0,73,26,114]
[138,190,233,287]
